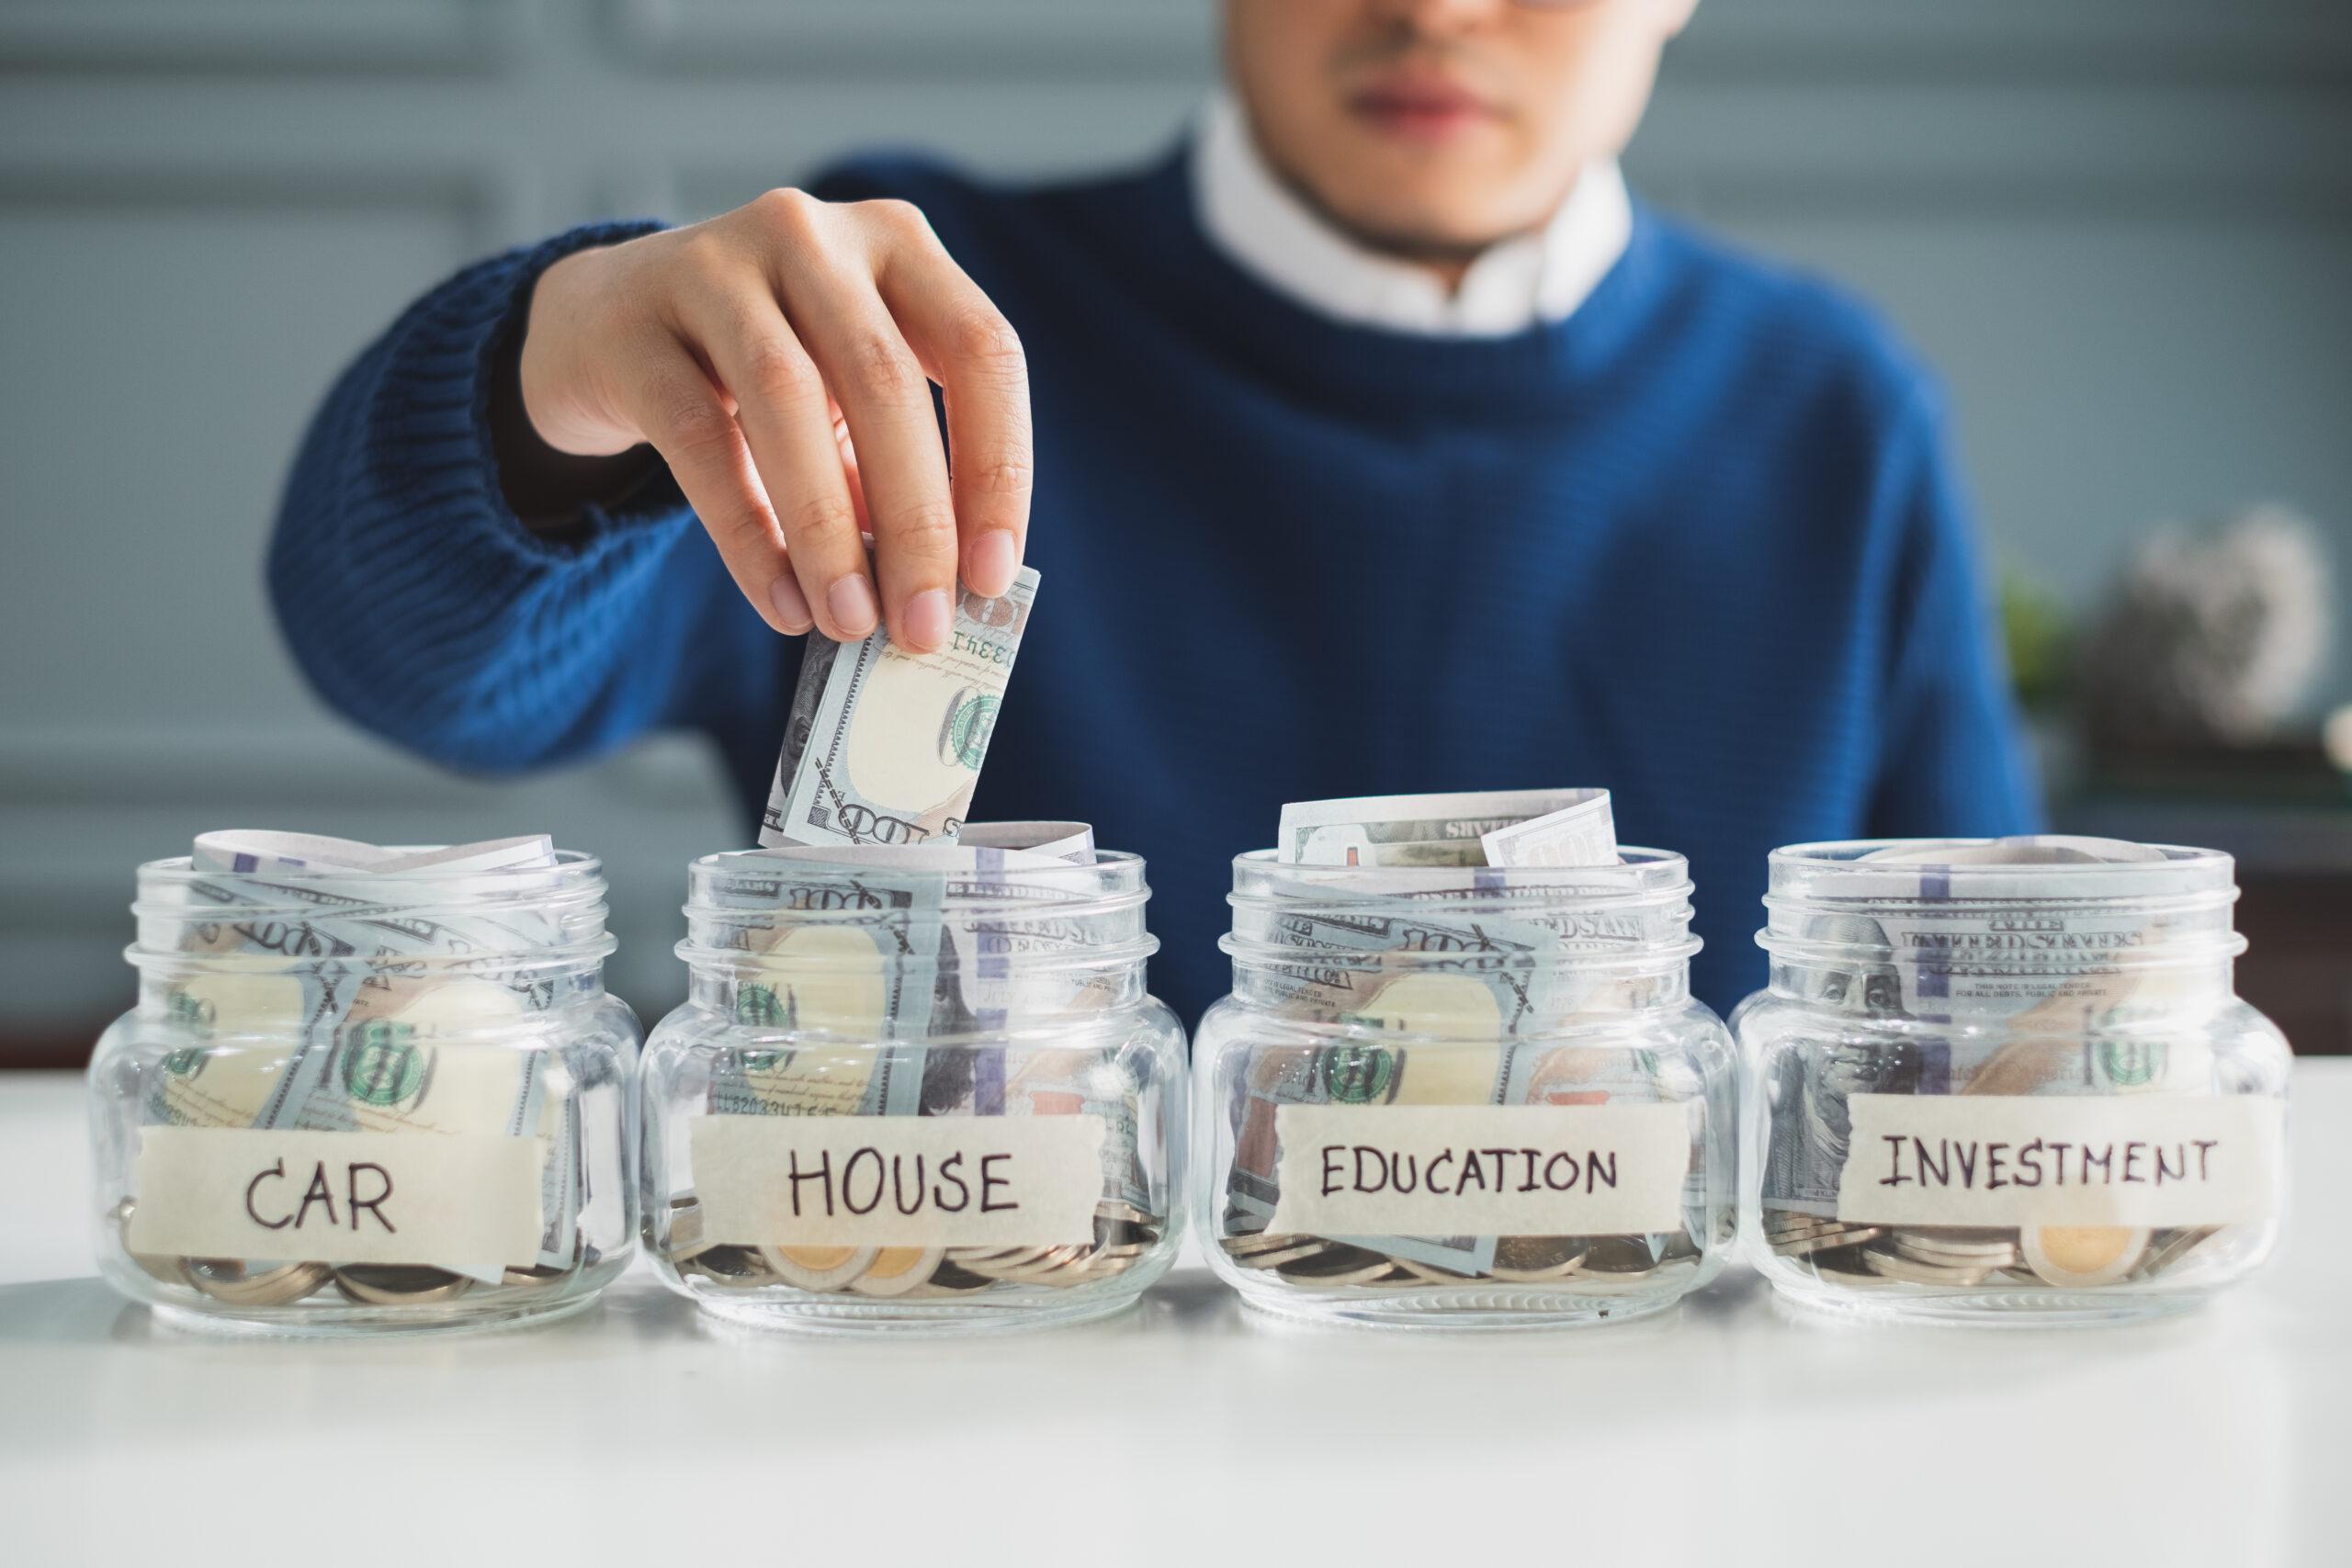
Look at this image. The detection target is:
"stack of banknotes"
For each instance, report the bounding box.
[1216,789,1717,1289]
[1758,835,2245,1292]
[664,572,1167,1301]
[126,830,594,1306]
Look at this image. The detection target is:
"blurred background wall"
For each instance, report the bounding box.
[4,0,2348,1059]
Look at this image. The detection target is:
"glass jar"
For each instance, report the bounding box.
[1193,851,1737,1329]
[87,852,638,1335]
[1736,839,2291,1325]
[641,848,1185,1334]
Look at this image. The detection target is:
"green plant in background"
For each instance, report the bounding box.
[2000,568,2075,714]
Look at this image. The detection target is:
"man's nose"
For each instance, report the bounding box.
[1363,0,1519,36]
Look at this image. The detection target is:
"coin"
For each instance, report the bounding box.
[2133,1225,2222,1280]
[107,1200,190,1286]
[998,1245,1091,1281]
[1221,1230,1310,1258]
[1396,1258,1482,1284]
[665,1196,714,1262]
[1893,1231,2021,1269]
[681,1244,775,1287]
[1892,1227,2020,1258]
[1578,1236,1663,1274]
[1488,1235,1591,1282]
[846,1247,944,1297]
[1810,1257,1894,1287]
[915,1261,996,1295]
[1228,1239,1328,1270]
[181,1258,334,1306]
[759,1244,877,1292]
[1861,1247,1992,1287]
[1275,1247,1397,1288]
[1770,1225,1885,1257]
[2020,1225,2150,1288]
[333,1266,473,1305]
[958,1246,1084,1281]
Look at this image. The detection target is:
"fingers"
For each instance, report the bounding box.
[640,190,1032,652]
[774,201,965,652]
[621,340,811,637]
[874,227,1033,601]
[681,286,876,642]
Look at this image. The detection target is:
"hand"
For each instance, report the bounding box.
[515,190,1032,649]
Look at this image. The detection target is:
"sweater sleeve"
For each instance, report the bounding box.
[268,222,786,775]
[1863,396,2046,839]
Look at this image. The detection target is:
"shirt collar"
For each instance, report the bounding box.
[1190,90,1632,339]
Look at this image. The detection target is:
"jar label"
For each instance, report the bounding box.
[127,1127,547,1269]
[1266,1102,1691,1239]
[690,1113,1108,1247]
[1837,1093,2283,1226]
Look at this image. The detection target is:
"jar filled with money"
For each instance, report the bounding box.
[87,833,639,1335]
[641,840,1185,1332]
[1195,795,1736,1328]
[1737,838,2291,1325]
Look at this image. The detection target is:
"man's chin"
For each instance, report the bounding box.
[1315,197,1532,265]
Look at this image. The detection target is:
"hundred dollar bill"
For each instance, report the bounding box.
[956,820,1096,863]
[760,570,1041,851]
[1279,788,1617,869]
[701,843,1147,1215]
[1226,1039,1550,1273]
[153,832,581,1274]
[1824,838,2219,1029]
[1478,792,1616,868]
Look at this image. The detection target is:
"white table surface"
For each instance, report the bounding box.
[3,1063,2345,1567]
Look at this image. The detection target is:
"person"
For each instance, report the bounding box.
[270,0,2040,1022]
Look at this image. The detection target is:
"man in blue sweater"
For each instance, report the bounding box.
[272,0,2040,1021]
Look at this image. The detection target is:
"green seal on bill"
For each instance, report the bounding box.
[1319,1043,1399,1105]
[943,693,1001,771]
[340,1021,425,1107]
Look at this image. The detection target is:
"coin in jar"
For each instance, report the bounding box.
[2020,1225,2150,1288]
[760,1244,877,1292]
[846,1247,944,1297]
[1487,1235,1590,1282]
[334,1265,473,1305]
[182,1258,334,1306]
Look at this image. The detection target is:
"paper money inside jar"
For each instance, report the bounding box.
[1737,837,2292,1325]
[1194,791,1737,1328]
[85,832,639,1335]
[641,841,1185,1333]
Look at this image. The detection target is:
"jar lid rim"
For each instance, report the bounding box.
[137,848,607,886]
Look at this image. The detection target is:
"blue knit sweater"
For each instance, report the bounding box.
[271,147,2040,1021]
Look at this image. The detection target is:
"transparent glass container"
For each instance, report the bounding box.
[641,849,1185,1334]
[87,853,638,1336]
[1193,851,1737,1329]
[1736,840,2291,1326]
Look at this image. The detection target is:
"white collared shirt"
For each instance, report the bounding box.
[1190,91,1633,338]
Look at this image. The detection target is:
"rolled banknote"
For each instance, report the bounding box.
[956,820,1096,863]
[153,831,581,1277]
[1479,792,1616,868]
[761,570,1041,851]
[1278,788,1618,870]
[1759,837,2213,1221]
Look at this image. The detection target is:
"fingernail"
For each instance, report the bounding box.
[967,531,1018,598]
[827,574,878,638]
[768,573,812,633]
[903,588,951,651]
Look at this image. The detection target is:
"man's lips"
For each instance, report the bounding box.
[1346,75,1501,138]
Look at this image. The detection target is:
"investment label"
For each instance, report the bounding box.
[1836,1093,2283,1227]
